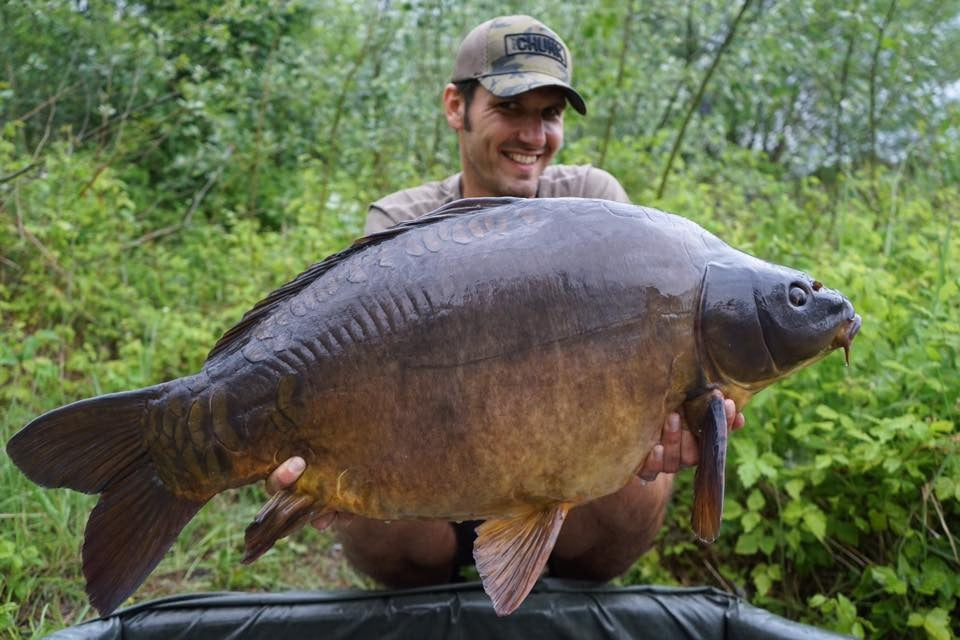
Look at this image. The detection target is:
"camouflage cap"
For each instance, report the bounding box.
[451,15,586,115]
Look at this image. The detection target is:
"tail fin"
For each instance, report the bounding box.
[6,387,208,615]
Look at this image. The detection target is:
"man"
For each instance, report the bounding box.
[268,15,743,588]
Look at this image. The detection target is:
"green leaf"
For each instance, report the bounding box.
[758,534,777,556]
[868,509,888,531]
[870,566,907,595]
[735,530,759,555]
[751,564,779,596]
[747,489,766,511]
[815,454,834,470]
[753,571,772,595]
[741,511,762,532]
[815,404,840,420]
[836,593,858,626]
[785,479,805,500]
[809,594,828,608]
[737,458,761,488]
[930,420,954,434]
[920,609,951,640]
[756,453,780,479]
[933,476,956,503]
[939,279,958,303]
[803,507,827,542]
[723,499,744,520]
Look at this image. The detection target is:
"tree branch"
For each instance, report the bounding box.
[598,0,637,168]
[123,145,234,250]
[656,0,755,199]
[0,163,40,184]
[869,0,898,166]
[318,8,383,217]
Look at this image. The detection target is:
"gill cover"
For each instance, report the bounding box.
[699,259,856,388]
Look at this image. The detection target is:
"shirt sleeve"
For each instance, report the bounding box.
[583,167,630,203]
[364,205,398,235]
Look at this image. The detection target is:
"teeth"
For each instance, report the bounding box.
[505,152,537,165]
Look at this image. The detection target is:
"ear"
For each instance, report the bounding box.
[443,83,466,131]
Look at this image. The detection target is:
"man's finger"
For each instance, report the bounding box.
[265,456,306,495]
[723,398,736,428]
[660,413,682,474]
[679,428,700,467]
[723,399,746,432]
[638,445,664,481]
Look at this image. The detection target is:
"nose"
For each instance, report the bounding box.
[516,115,546,148]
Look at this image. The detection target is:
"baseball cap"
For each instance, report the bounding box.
[451,15,587,115]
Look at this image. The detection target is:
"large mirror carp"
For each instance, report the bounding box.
[7,197,860,617]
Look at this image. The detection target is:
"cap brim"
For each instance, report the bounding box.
[478,72,587,115]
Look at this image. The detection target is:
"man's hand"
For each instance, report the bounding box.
[264,456,347,531]
[637,399,744,482]
[264,456,305,495]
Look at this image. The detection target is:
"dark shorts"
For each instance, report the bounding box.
[452,520,482,581]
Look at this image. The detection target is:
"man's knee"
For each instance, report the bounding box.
[547,476,673,582]
[336,518,459,588]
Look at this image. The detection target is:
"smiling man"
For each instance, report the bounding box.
[269,15,743,591]
[364,15,628,232]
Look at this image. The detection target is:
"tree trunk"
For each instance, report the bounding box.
[318,8,383,219]
[597,0,637,168]
[831,30,857,169]
[656,0,755,199]
[869,0,898,167]
[247,40,279,220]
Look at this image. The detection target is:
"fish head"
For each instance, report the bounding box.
[699,257,861,390]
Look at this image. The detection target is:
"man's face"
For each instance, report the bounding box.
[448,85,566,198]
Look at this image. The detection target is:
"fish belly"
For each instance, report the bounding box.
[296,323,693,521]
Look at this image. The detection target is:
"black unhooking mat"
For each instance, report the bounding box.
[47,580,851,639]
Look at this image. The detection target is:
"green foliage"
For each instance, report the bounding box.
[614,157,960,639]
[1,1,958,638]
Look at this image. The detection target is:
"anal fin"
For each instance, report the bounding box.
[243,489,332,563]
[473,503,570,616]
[691,391,728,543]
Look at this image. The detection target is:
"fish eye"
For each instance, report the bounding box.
[788,285,808,307]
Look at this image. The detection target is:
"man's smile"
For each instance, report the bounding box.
[503,151,540,165]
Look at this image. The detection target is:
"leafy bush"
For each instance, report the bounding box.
[2,1,958,638]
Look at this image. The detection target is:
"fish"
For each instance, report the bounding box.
[6,197,861,617]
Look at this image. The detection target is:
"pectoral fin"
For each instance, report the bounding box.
[473,503,571,616]
[243,488,333,563]
[691,392,728,543]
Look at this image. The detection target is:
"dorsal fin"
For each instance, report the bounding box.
[423,196,521,217]
[205,197,521,361]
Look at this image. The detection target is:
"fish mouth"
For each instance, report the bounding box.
[833,313,862,365]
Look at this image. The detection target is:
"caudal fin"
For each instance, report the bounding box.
[6,387,207,615]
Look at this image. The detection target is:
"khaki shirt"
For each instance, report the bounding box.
[365,164,629,234]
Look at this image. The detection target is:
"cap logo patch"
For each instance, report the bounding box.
[504,33,566,67]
